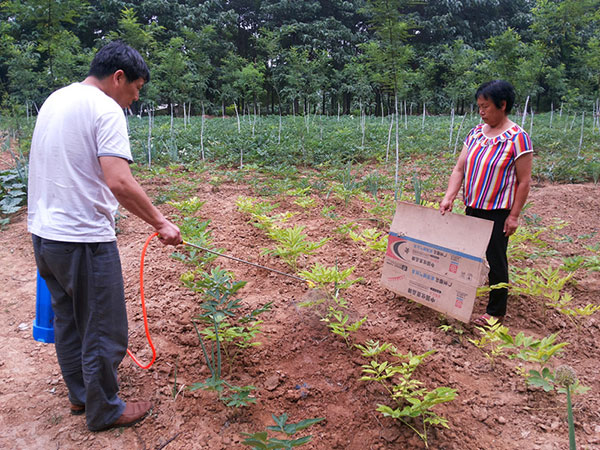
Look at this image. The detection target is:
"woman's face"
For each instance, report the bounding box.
[477,95,507,127]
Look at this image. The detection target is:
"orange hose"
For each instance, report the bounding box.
[126,232,158,369]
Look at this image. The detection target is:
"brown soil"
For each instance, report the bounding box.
[1,165,599,450]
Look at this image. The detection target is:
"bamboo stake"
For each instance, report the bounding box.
[578,111,584,157]
[453,114,466,155]
[570,113,577,131]
[234,102,240,133]
[386,113,393,163]
[550,102,554,128]
[521,95,530,128]
[147,105,153,167]
[278,108,282,145]
[448,106,455,147]
[421,102,426,130]
[201,102,205,160]
[394,93,399,191]
[170,103,174,135]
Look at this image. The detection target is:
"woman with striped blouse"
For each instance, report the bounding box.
[440,80,533,324]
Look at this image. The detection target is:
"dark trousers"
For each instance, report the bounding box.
[465,208,510,317]
[32,235,127,431]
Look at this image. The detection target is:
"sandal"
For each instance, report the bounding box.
[473,313,503,326]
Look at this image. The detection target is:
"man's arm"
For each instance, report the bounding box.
[99,156,181,245]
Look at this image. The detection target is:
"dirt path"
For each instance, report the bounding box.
[1,173,599,450]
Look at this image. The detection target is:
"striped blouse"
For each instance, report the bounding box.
[463,123,533,210]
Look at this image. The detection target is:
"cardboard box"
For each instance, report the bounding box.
[380,202,493,323]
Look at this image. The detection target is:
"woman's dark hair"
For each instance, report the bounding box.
[475,80,515,114]
[88,41,150,83]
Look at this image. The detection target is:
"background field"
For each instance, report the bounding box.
[1,112,600,449]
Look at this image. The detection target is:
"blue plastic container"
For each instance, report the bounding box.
[33,271,55,343]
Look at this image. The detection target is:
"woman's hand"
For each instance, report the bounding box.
[439,198,454,215]
[503,214,519,237]
[440,145,468,215]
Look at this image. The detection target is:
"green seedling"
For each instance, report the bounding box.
[298,263,365,346]
[320,205,338,219]
[168,196,205,216]
[496,266,600,321]
[356,340,457,448]
[262,225,330,271]
[334,221,359,236]
[348,227,388,254]
[561,256,585,272]
[236,195,296,231]
[236,195,278,216]
[468,317,509,366]
[497,330,569,383]
[172,218,222,268]
[299,263,362,293]
[293,196,316,208]
[320,295,367,348]
[199,302,273,370]
[286,186,311,197]
[363,193,396,223]
[438,324,464,343]
[241,413,325,449]
[186,267,256,407]
[508,218,566,261]
[361,171,390,201]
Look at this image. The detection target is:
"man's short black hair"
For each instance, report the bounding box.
[88,41,150,83]
[475,80,515,114]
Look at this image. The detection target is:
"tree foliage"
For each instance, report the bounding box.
[1,0,599,115]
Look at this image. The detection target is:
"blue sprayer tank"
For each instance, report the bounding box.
[33,270,55,343]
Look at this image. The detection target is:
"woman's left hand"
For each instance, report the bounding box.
[503,215,519,237]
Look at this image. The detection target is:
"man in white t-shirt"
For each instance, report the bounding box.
[28,41,181,431]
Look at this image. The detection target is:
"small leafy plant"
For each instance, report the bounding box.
[236,195,296,231]
[241,413,325,449]
[348,227,388,254]
[356,340,457,448]
[0,168,27,227]
[187,267,256,407]
[468,317,509,366]
[167,196,205,216]
[262,225,330,271]
[299,263,366,346]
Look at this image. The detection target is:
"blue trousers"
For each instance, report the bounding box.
[32,235,127,431]
[465,208,510,317]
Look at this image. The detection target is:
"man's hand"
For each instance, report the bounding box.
[156,220,182,246]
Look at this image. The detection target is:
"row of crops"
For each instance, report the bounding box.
[1,111,599,227]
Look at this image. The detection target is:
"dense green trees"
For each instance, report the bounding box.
[1,0,598,115]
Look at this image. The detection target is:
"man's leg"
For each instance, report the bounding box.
[33,235,86,408]
[32,236,127,430]
[81,240,128,430]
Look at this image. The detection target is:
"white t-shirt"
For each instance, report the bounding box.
[27,82,133,242]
